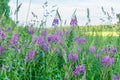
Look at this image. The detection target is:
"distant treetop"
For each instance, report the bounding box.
[0,0,10,18]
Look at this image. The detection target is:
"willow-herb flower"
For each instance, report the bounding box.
[0,54,2,57]
[101,48,106,53]
[0,29,6,39]
[70,18,77,26]
[89,46,96,53]
[66,30,71,36]
[73,65,86,76]
[33,36,39,44]
[74,37,86,43]
[28,27,34,35]
[48,34,59,43]
[108,47,111,51]
[0,46,4,53]
[95,54,100,59]
[112,47,117,54]
[52,18,59,26]
[68,53,78,61]
[11,34,19,44]
[113,75,119,80]
[27,50,35,59]
[41,30,47,36]
[57,30,63,37]
[37,36,45,46]
[6,26,12,32]
[101,55,114,67]
[42,43,49,53]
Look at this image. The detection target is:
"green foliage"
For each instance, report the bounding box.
[0,0,10,18]
[0,25,120,80]
[0,0,15,28]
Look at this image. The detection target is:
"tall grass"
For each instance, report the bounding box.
[0,23,120,80]
[0,1,120,80]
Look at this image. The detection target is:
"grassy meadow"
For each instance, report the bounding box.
[0,23,120,80]
[0,1,120,79]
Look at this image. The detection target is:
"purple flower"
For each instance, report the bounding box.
[28,27,34,35]
[70,18,77,26]
[89,46,96,53]
[42,43,49,53]
[52,18,59,26]
[73,65,86,76]
[0,46,4,53]
[68,53,78,61]
[108,47,111,52]
[1,33,6,39]
[101,55,114,67]
[11,34,19,44]
[113,75,119,80]
[33,36,39,44]
[112,47,117,54]
[74,37,86,43]
[0,29,6,39]
[66,30,71,36]
[41,30,47,36]
[9,26,12,31]
[6,26,12,32]
[37,36,45,46]
[57,30,63,37]
[48,34,59,43]
[15,47,19,52]
[56,32,64,44]
[27,50,35,59]
[95,54,100,59]
[101,48,106,53]
[0,53,2,57]
[33,36,45,46]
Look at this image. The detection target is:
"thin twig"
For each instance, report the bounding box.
[25,0,32,26]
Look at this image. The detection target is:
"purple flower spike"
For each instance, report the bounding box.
[28,27,34,35]
[57,30,63,37]
[6,26,12,32]
[68,53,78,61]
[73,65,86,76]
[9,26,12,31]
[66,30,71,36]
[33,36,39,44]
[108,47,111,52]
[0,53,2,57]
[48,34,59,43]
[0,46,4,53]
[27,50,35,59]
[101,55,114,67]
[33,36,45,46]
[89,46,96,53]
[74,37,86,43]
[1,32,6,38]
[113,75,119,80]
[0,29,6,39]
[41,30,47,36]
[11,34,19,44]
[37,36,45,46]
[112,47,117,54]
[95,54,100,59]
[101,48,106,53]
[70,18,77,26]
[42,43,49,53]
[52,18,59,26]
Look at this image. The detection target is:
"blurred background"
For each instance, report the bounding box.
[9,0,120,27]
